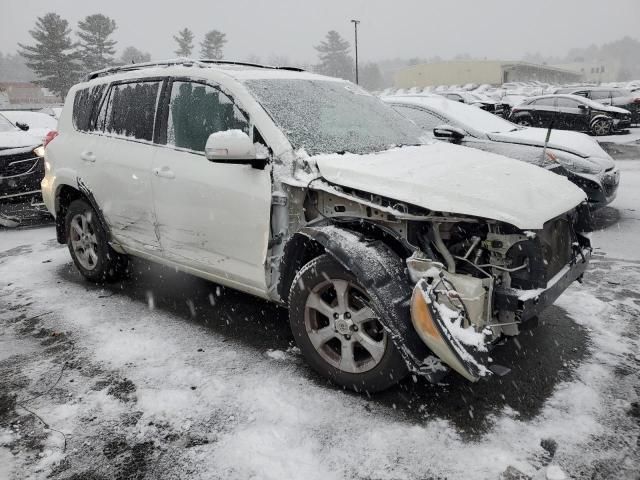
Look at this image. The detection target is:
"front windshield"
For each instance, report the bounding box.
[421,98,517,134]
[244,79,424,155]
[0,113,17,133]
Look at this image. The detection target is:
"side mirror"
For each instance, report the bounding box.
[204,130,268,169]
[15,122,29,131]
[433,124,466,141]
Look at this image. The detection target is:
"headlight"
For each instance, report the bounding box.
[546,151,603,175]
[33,146,45,157]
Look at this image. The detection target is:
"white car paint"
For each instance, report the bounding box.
[43,62,587,300]
[313,143,586,230]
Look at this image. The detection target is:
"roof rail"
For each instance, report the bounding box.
[86,58,305,81]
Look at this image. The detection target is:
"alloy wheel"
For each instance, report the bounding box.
[69,212,99,271]
[304,278,387,374]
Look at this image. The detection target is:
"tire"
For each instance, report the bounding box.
[516,117,532,127]
[288,254,408,393]
[65,198,128,282]
[591,118,612,136]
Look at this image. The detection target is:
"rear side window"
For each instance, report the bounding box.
[590,91,611,101]
[102,81,162,142]
[166,81,249,152]
[393,105,445,130]
[533,98,556,107]
[72,84,106,132]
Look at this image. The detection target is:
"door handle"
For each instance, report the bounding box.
[80,151,96,162]
[153,166,175,179]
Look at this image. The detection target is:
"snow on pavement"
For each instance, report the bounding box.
[0,224,638,479]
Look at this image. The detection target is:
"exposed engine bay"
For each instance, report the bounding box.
[281,179,592,382]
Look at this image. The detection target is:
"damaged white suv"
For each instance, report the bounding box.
[43,60,592,392]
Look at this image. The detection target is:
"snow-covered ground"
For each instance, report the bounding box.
[598,126,640,145]
[1,161,639,480]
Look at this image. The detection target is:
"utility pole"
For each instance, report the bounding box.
[351,19,360,84]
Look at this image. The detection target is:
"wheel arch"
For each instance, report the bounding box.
[279,222,432,375]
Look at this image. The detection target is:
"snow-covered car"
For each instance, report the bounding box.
[43,59,592,392]
[439,91,504,116]
[383,95,620,209]
[1,110,58,142]
[0,112,47,227]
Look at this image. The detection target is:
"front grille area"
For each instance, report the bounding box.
[0,151,44,199]
[0,151,39,178]
[537,217,572,279]
[507,215,574,289]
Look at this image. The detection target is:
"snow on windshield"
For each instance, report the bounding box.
[415,97,517,134]
[244,79,424,155]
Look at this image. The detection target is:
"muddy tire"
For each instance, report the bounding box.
[65,198,128,282]
[288,254,408,393]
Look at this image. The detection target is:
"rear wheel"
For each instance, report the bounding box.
[288,254,408,392]
[516,117,532,127]
[65,199,128,282]
[591,118,612,136]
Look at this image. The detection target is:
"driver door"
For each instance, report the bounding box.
[151,79,272,292]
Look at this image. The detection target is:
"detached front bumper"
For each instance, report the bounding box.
[493,247,591,323]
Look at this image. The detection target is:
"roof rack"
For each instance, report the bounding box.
[86,58,305,81]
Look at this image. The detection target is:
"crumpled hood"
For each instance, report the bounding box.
[0,131,41,150]
[313,143,586,230]
[488,127,610,161]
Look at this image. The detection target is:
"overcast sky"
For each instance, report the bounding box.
[1,0,639,64]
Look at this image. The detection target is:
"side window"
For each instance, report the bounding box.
[535,98,556,107]
[446,94,461,102]
[591,90,610,101]
[572,91,588,98]
[557,98,580,108]
[166,81,249,152]
[72,84,106,132]
[393,105,444,130]
[103,81,162,142]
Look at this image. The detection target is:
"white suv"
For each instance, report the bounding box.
[43,59,592,392]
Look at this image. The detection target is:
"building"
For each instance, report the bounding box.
[0,82,61,108]
[394,60,583,88]
[551,61,622,84]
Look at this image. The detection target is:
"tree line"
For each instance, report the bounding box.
[13,12,385,99]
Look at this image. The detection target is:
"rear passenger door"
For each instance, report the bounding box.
[530,98,557,127]
[150,79,272,293]
[86,79,164,252]
[556,97,587,131]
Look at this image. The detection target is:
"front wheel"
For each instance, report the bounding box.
[591,118,612,136]
[288,254,408,392]
[65,198,128,282]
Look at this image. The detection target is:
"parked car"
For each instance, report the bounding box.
[509,94,631,136]
[0,112,48,227]
[384,95,620,209]
[43,59,591,392]
[555,86,640,125]
[498,94,528,117]
[440,91,504,116]
[0,110,58,141]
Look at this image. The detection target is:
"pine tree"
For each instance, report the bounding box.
[314,30,354,81]
[173,28,194,57]
[120,46,151,65]
[18,13,82,98]
[200,30,227,60]
[77,14,117,72]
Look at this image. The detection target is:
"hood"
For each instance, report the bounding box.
[313,143,586,230]
[0,131,41,150]
[488,127,611,161]
[601,105,630,115]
